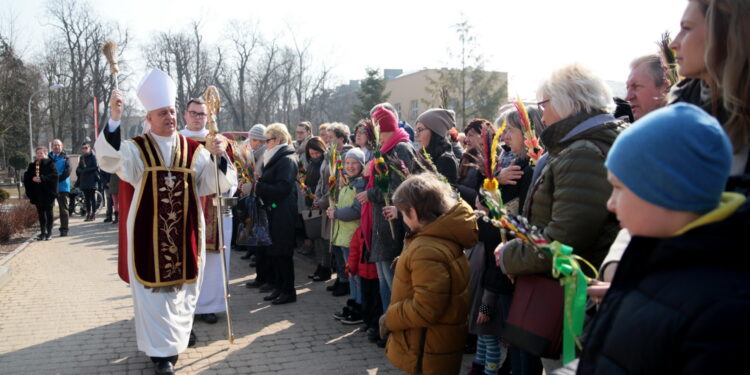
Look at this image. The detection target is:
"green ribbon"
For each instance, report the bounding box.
[550,241,593,364]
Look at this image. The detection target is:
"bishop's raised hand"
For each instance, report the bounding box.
[110,90,124,121]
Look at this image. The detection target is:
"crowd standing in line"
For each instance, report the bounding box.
[22,1,750,374]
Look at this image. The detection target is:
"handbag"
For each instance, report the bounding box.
[300,208,323,239]
[501,274,564,359]
[236,195,272,247]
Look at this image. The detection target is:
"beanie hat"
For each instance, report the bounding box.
[416,108,456,138]
[248,124,267,141]
[345,148,366,168]
[372,106,398,133]
[605,103,732,214]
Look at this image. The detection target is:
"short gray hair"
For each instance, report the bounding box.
[629,54,668,88]
[327,122,351,142]
[537,63,615,119]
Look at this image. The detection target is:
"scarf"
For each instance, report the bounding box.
[263,144,281,166]
[361,127,412,252]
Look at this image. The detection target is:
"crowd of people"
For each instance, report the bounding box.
[229,1,749,374]
[22,138,123,240]
[20,1,750,374]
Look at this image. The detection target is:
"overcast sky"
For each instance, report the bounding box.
[2,0,685,100]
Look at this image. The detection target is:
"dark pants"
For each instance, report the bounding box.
[254,246,272,285]
[105,189,113,219]
[56,192,69,232]
[68,192,77,214]
[270,254,295,295]
[331,245,348,283]
[360,277,383,329]
[83,188,95,215]
[36,204,54,235]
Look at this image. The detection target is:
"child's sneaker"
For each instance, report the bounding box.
[333,306,351,320]
[341,313,364,325]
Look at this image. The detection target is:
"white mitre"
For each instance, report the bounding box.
[137,68,177,112]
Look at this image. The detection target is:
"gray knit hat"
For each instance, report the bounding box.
[248,124,267,140]
[416,108,455,138]
[345,148,366,168]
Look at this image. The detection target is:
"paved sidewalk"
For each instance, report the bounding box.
[0,213,473,374]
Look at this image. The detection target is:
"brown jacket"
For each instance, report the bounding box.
[385,200,477,375]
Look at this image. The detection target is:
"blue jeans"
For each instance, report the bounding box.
[350,276,362,304]
[376,261,394,309]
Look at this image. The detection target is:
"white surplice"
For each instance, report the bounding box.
[95,120,237,357]
[180,128,236,314]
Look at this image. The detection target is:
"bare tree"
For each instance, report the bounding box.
[213,20,260,131]
[45,0,129,147]
[142,21,211,118]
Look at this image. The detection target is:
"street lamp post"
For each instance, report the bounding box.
[28,83,64,159]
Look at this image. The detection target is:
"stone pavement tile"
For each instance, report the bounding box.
[0,214,474,374]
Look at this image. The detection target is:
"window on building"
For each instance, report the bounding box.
[410,100,419,121]
[395,103,402,120]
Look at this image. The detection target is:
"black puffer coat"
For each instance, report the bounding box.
[76,152,99,189]
[255,144,298,257]
[577,195,750,375]
[24,159,59,206]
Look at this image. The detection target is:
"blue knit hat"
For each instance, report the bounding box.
[605,103,732,214]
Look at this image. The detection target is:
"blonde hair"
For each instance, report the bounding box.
[265,123,292,145]
[705,0,750,151]
[537,63,615,119]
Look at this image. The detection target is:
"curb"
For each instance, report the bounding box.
[0,235,35,291]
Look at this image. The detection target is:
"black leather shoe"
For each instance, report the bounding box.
[245,280,262,288]
[36,234,46,240]
[202,313,218,324]
[263,290,281,301]
[154,359,175,375]
[188,330,196,347]
[59,230,68,237]
[332,282,350,297]
[312,271,331,282]
[240,251,252,260]
[308,265,322,279]
[272,293,296,305]
[103,217,112,222]
[44,234,51,241]
[326,279,339,291]
[258,283,274,293]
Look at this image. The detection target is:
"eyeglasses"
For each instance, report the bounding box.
[188,110,207,118]
[537,99,550,112]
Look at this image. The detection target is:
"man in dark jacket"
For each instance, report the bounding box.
[49,139,72,236]
[575,104,750,375]
[24,146,59,240]
[76,142,99,221]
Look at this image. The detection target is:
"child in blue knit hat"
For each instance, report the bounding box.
[571,103,750,374]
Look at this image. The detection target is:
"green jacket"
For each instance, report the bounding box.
[500,111,624,276]
[332,177,366,247]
